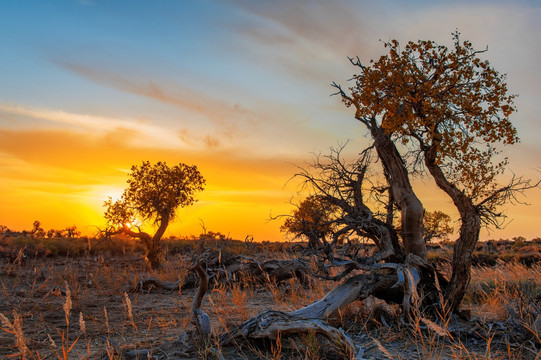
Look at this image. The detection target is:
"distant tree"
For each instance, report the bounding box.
[31,221,46,238]
[201,231,229,242]
[47,229,64,238]
[63,226,81,238]
[104,161,205,268]
[281,195,336,248]
[423,211,453,242]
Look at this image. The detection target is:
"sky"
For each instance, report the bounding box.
[0,0,540,241]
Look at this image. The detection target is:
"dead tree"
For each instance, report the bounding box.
[294,146,404,265]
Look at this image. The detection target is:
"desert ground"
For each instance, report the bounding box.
[1,236,540,359]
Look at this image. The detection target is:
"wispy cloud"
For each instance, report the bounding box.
[222,0,381,84]
[0,102,186,149]
[47,59,352,155]
[52,60,261,141]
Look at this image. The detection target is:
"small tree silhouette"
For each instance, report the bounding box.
[31,221,46,238]
[281,195,337,248]
[423,211,454,242]
[104,161,205,268]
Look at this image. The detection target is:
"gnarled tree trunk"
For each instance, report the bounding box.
[147,218,169,269]
[424,144,481,312]
[369,121,427,261]
[121,218,169,269]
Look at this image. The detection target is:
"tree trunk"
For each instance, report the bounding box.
[370,122,427,261]
[307,234,321,249]
[121,219,168,269]
[447,211,480,312]
[146,218,169,269]
[424,145,481,312]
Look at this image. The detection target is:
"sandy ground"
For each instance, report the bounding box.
[1,253,539,359]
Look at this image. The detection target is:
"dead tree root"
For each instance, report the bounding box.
[219,273,395,359]
[220,310,361,358]
[123,256,434,359]
[132,255,311,292]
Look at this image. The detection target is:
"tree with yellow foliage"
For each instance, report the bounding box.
[423,210,453,242]
[332,31,538,312]
[104,161,205,269]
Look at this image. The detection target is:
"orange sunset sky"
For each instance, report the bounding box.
[1,0,540,241]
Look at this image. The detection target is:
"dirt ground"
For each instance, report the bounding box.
[1,253,540,359]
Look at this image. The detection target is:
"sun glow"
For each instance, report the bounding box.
[124,219,143,230]
[100,186,125,202]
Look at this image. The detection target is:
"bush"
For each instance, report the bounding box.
[472,251,498,266]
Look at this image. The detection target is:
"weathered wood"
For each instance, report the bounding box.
[219,273,384,359]
[220,310,362,358]
[133,256,311,292]
[191,263,211,338]
[290,273,373,320]
[124,255,427,359]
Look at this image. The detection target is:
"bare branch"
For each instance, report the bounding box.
[347,55,366,70]
[330,81,348,98]
[477,175,541,228]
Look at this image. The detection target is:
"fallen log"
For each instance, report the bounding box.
[219,272,400,359]
[220,309,362,358]
[124,255,428,359]
[290,273,374,320]
[132,256,311,292]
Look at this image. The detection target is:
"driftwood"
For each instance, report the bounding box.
[219,271,405,360]
[219,273,380,359]
[120,247,439,359]
[215,255,439,359]
[190,263,211,338]
[133,253,311,292]
[221,310,361,358]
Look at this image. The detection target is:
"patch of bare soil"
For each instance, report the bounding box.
[1,253,539,359]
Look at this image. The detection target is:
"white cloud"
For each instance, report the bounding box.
[0,102,185,150]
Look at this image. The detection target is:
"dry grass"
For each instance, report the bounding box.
[0,243,540,359]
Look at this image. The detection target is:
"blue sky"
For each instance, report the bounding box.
[1,0,540,240]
